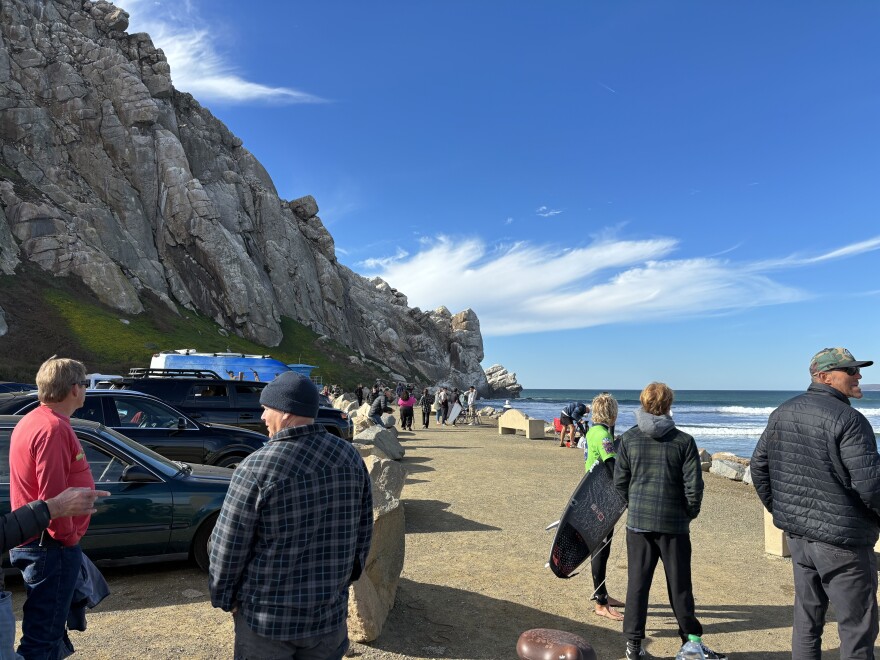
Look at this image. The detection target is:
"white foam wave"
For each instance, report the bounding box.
[677,425,765,437]
[716,406,777,416]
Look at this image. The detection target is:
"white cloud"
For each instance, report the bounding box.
[359,234,880,337]
[536,206,563,217]
[358,247,410,271]
[505,217,514,225]
[123,0,325,104]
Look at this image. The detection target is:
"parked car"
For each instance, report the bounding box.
[0,415,230,570]
[111,369,353,440]
[0,382,36,394]
[0,390,268,468]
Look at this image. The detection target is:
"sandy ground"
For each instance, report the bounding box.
[9,420,864,659]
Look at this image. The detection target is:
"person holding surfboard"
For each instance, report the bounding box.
[614,382,726,660]
[584,392,625,621]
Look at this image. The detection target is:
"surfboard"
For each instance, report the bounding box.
[548,460,627,579]
[447,402,463,424]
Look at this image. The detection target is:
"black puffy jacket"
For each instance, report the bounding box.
[751,383,880,548]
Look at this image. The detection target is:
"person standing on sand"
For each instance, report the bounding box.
[584,392,624,622]
[9,357,101,659]
[438,387,449,425]
[209,372,373,660]
[398,390,416,431]
[751,347,879,660]
[418,388,433,429]
[614,382,727,660]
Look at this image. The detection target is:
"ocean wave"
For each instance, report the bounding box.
[677,425,765,437]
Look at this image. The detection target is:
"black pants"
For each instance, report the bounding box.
[399,407,413,430]
[591,530,614,605]
[421,408,430,428]
[788,534,878,660]
[623,529,701,644]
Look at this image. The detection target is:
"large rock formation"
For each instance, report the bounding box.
[0,0,488,390]
[485,363,523,399]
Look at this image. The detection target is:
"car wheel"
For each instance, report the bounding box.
[192,512,219,572]
[215,454,246,469]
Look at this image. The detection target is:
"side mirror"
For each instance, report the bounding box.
[177,417,186,430]
[121,465,162,483]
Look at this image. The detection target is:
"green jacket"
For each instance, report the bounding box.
[584,423,616,473]
[614,409,703,534]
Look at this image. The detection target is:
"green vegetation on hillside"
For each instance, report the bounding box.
[0,264,388,388]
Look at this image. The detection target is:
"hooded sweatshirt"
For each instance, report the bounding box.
[613,408,703,534]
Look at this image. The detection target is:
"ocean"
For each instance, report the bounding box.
[479,388,880,457]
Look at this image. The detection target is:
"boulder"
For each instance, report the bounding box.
[484,364,523,399]
[698,448,712,472]
[711,451,750,466]
[352,442,390,461]
[348,501,405,642]
[710,459,747,481]
[354,426,404,460]
[742,465,752,485]
[348,455,406,642]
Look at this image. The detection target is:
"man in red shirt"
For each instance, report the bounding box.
[9,357,97,659]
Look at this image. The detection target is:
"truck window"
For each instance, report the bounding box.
[186,384,230,406]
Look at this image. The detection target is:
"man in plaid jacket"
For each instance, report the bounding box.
[209,372,373,660]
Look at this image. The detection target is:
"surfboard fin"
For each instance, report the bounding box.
[545,520,560,531]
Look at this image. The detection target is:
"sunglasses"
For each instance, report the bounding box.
[830,367,860,376]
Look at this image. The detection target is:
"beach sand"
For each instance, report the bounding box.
[11,420,858,659]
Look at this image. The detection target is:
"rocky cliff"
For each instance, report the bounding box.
[0,0,489,392]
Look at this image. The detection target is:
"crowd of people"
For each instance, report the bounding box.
[563,346,878,660]
[4,346,877,660]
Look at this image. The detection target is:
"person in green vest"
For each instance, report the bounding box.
[584,391,624,621]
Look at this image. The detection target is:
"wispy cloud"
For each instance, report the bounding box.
[123,0,325,104]
[505,217,514,225]
[359,233,880,337]
[536,206,562,217]
[359,247,410,271]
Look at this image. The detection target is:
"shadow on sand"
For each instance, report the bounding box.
[403,499,501,534]
[361,579,804,660]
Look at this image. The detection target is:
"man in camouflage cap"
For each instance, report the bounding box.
[751,348,879,660]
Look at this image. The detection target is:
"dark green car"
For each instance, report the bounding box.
[0,415,231,571]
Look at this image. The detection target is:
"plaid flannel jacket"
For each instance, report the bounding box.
[614,423,703,535]
[209,424,373,639]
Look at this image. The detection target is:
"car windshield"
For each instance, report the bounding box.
[93,426,181,478]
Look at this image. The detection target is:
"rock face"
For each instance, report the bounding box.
[0,0,488,391]
[485,364,523,399]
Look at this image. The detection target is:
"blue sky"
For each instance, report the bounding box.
[125,1,880,390]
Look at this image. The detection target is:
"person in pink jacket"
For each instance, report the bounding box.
[397,390,416,431]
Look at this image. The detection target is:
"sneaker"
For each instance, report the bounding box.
[624,647,645,660]
[699,643,727,660]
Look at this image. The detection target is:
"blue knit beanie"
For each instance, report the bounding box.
[259,372,319,418]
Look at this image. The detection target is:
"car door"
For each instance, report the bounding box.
[75,430,175,561]
[231,383,266,431]
[103,395,207,464]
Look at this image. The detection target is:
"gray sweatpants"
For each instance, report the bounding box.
[788,534,878,660]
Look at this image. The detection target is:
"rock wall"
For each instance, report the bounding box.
[0,0,488,391]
